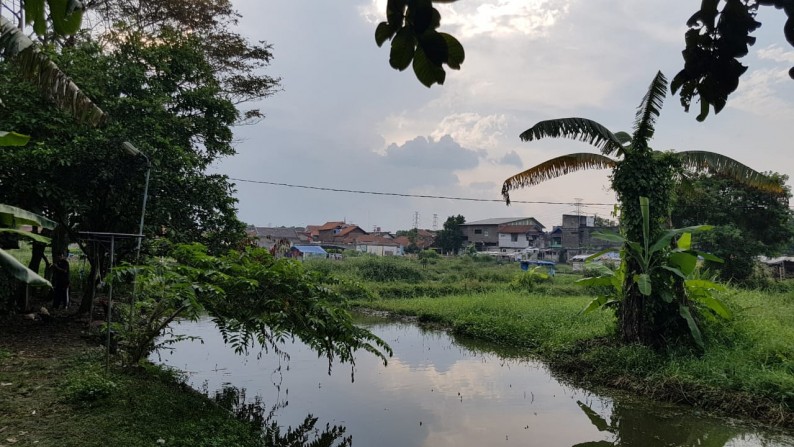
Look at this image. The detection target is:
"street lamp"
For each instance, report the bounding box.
[122,141,151,258]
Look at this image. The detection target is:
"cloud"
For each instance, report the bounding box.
[731,68,794,118]
[757,45,794,64]
[469,181,497,190]
[359,0,571,39]
[383,135,484,169]
[430,113,508,151]
[499,150,523,167]
[436,0,572,39]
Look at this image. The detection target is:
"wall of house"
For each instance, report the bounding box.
[463,225,499,249]
[498,233,529,249]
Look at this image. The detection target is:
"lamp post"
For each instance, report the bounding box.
[122,141,150,259]
[122,141,150,333]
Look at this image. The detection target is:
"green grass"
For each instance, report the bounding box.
[359,292,615,351]
[353,284,794,426]
[0,349,262,447]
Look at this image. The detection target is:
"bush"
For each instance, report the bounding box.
[355,257,422,282]
[510,267,551,292]
[62,369,118,403]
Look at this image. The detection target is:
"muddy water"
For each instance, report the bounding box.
[156,317,793,447]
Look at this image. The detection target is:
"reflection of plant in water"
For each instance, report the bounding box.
[573,400,736,447]
[212,385,352,447]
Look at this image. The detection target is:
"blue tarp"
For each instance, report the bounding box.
[293,245,327,255]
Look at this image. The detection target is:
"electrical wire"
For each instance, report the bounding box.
[228,177,618,207]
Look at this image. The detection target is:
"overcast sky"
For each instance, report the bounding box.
[215,0,794,233]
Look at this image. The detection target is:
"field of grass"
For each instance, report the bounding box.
[303,254,794,427]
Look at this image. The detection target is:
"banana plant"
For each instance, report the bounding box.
[0,203,56,287]
[578,197,729,348]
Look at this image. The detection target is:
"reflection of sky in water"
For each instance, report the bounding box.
[158,319,793,447]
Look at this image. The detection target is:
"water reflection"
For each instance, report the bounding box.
[157,318,793,447]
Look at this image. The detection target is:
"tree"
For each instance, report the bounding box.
[0,31,252,313]
[87,0,281,124]
[0,15,107,126]
[375,0,465,87]
[501,71,781,347]
[672,172,793,284]
[436,214,465,254]
[674,0,794,121]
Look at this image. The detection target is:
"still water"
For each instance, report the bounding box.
[156,317,793,447]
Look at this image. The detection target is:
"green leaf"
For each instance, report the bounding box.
[636,273,651,296]
[0,204,57,229]
[580,295,608,315]
[0,248,51,287]
[679,305,704,348]
[591,231,624,243]
[684,279,726,292]
[389,27,416,71]
[375,22,396,47]
[0,131,30,146]
[0,228,51,244]
[668,251,698,276]
[418,31,448,67]
[660,265,686,279]
[691,250,723,263]
[412,44,445,87]
[577,276,613,287]
[676,232,692,250]
[440,33,464,69]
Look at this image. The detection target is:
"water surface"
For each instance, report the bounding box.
[157,317,793,447]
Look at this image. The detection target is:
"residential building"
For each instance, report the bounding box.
[460,217,545,252]
[247,226,309,255]
[560,214,620,257]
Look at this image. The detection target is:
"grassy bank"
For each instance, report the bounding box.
[316,255,794,427]
[355,289,793,427]
[0,319,264,447]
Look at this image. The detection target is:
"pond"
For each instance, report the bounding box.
[155,316,794,447]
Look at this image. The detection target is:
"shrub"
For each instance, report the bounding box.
[355,257,422,282]
[62,369,118,403]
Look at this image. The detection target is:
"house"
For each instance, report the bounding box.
[247,226,309,255]
[460,217,545,252]
[288,245,327,260]
[354,234,402,256]
[559,214,620,258]
[317,221,368,243]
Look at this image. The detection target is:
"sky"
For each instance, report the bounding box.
[215,0,794,233]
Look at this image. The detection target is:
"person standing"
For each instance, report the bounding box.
[51,253,70,309]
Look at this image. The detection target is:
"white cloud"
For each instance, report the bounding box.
[731,68,794,118]
[358,0,571,39]
[430,113,508,151]
[757,45,794,64]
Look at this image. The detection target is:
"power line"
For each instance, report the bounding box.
[228,177,617,207]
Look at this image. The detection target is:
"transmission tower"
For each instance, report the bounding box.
[413,211,419,230]
[432,213,438,231]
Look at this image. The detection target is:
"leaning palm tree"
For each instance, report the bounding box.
[502,71,781,346]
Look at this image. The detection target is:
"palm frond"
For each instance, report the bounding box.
[677,151,785,193]
[502,153,616,204]
[632,71,668,148]
[519,118,624,156]
[0,16,107,127]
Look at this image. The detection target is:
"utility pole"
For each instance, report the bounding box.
[574,198,583,254]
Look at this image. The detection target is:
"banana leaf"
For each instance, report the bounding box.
[0,248,51,287]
